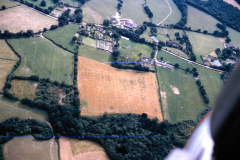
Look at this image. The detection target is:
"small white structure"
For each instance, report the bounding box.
[121,36,129,41]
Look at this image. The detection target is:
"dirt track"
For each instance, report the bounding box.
[77,56,163,121]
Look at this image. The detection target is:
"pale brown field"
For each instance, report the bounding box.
[0,6,58,33]
[74,151,110,160]
[59,137,74,160]
[78,57,163,121]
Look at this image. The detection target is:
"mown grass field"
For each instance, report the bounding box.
[0,6,58,33]
[121,0,149,25]
[83,37,96,48]
[78,45,114,63]
[0,0,19,9]
[165,47,189,59]
[148,0,181,25]
[8,37,74,85]
[157,50,192,70]
[193,65,223,107]
[156,66,206,123]
[227,27,240,47]
[8,80,37,100]
[82,0,117,24]
[119,39,152,59]
[186,31,224,63]
[0,95,48,123]
[186,5,221,33]
[3,136,58,160]
[43,24,79,52]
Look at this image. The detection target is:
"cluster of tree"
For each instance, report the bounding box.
[172,0,188,29]
[196,79,210,104]
[58,9,71,26]
[143,6,153,18]
[50,25,58,30]
[103,19,112,26]
[181,34,196,61]
[186,0,240,33]
[0,117,53,144]
[0,29,34,39]
[117,0,123,12]
[150,27,157,36]
[23,0,53,14]
[74,8,83,23]
[1,5,6,10]
[143,21,157,27]
[216,48,239,61]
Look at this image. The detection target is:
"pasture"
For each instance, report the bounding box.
[148,0,181,25]
[43,24,79,52]
[119,39,152,59]
[82,0,117,24]
[8,80,36,100]
[193,65,223,107]
[156,66,206,123]
[0,0,19,9]
[121,0,149,24]
[8,37,74,85]
[0,40,19,61]
[78,45,114,63]
[78,56,163,121]
[157,50,192,70]
[3,136,58,160]
[27,0,55,9]
[0,60,17,90]
[186,31,224,63]
[83,37,96,48]
[186,5,221,33]
[165,47,189,59]
[0,6,58,33]
[156,28,184,42]
[227,27,240,47]
[0,95,49,123]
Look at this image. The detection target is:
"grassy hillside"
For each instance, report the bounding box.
[121,0,149,25]
[0,40,19,61]
[0,6,58,33]
[157,50,192,70]
[82,0,117,24]
[165,47,189,59]
[119,39,153,59]
[0,0,19,9]
[43,24,79,52]
[156,66,206,123]
[186,31,224,63]
[193,65,223,107]
[148,0,181,25]
[186,5,221,33]
[227,27,240,47]
[25,0,55,9]
[8,37,74,85]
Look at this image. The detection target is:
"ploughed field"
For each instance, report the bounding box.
[77,56,163,121]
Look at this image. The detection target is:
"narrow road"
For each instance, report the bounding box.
[157,0,172,26]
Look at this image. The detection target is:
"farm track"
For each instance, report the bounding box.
[0,57,18,62]
[157,0,172,26]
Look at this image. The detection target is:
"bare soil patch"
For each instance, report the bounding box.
[74,151,110,160]
[59,137,74,160]
[78,57,163,121]
[208,51,218,58]
[170,85,180,95]
[223,0,240,10]
[219,38,226,43]
[0,6,58,33]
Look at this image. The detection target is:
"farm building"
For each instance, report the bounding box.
[150,36,159,43]
[96,39,113,52]
[166,40,178,47]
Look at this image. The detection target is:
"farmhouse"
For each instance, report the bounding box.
[166,40,178,47]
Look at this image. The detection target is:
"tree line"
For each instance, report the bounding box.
[172,0,188,29]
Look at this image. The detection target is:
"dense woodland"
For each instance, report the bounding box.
[172,0,188,29]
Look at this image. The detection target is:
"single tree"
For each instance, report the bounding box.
[2,5,6,10]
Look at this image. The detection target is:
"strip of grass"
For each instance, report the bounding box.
[119,39,152,59]
[156,66,206,123]
[43,24,79,52]
[165,47,189,59]
[8,37,74,85]
[0,0,19,9]
[121,0,149,25]
[148,0,181,25]
[8,80,36,100]
[157,50,192,70]
[186,31,224,63]
[0,59,17,90]
[82,0,117,24]
[193,64,223,107]
[186,5,221,33]
[0,95,48,123]
[78,45,114,63]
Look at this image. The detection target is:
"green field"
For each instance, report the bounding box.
[9,80,36,100]
[186,5,221,33]
[193,65,223,107]
[44,24,79,52]
[157,50,192,70]
[148,0,181,25]
[60,0,80,7]
[121,0,149,25]
[27,0,55,9]
[227,27,240,47]
[83,37,96,48]
[156,28,184,42]
[186,31,224,63]
[3,136,58,160]
[8,37,74,85]
[119,39,152,59]
[0,40,19,61]
[78,45,114,63]
[165,47,189,59]
[0,0,19,9]
[82,0,117,24]
[140,34,153,42]
[156,66,206,123]
[0,95,48,123]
